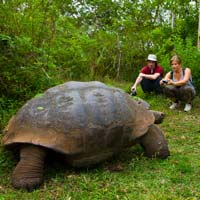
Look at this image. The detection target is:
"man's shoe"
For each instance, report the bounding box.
[184,103,192,112]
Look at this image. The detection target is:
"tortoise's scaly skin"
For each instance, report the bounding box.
[3,81,156,166]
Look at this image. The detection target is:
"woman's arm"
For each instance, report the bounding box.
[168,68,191,86]
[160,72,171,85]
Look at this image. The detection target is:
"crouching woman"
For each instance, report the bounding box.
[160,55,196,112]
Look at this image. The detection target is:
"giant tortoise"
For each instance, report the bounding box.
[2,81,170,190]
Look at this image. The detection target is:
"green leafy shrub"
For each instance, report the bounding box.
[159,36,200,94]
[0,35,59,101]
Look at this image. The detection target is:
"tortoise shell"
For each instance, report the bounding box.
[2,81,154,166]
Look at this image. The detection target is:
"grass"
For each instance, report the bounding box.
[0,83,200,200]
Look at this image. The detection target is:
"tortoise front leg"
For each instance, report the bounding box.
[139,125,170,159]
[11,144,47,191]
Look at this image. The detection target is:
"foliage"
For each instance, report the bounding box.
[0,98,20,132]
[159,36,200,90]
[0,0,199,102]
[0,34,59,101]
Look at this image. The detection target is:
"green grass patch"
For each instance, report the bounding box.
[0,82,200,200]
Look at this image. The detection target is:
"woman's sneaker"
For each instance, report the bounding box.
[169,102,178,110]
[184,103,192,112]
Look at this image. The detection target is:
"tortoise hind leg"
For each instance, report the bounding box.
[11,144,47,191]
[139,125,170,159]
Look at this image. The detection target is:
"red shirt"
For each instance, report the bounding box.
[141,65,163,77]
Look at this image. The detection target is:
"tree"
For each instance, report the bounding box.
[198,0,200,48]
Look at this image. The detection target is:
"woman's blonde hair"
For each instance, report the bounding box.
[170,55,182,65]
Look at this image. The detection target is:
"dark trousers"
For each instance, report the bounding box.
[162,85,196,103]
[141,76,163,94]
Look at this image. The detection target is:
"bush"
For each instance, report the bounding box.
[159,36,200,94]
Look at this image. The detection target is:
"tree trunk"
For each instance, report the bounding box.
[171,11,176,30]
[116,34,121,80]
[198,0,200,49]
